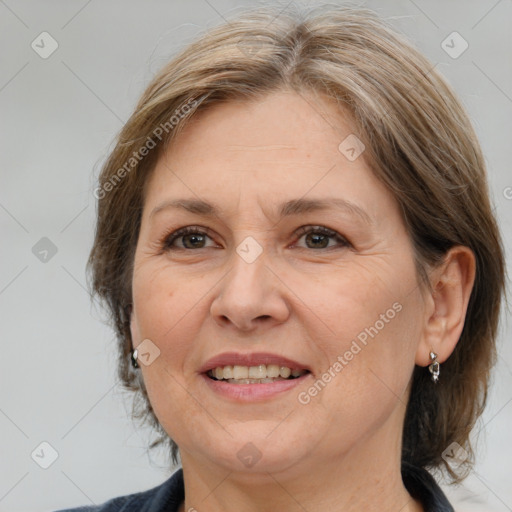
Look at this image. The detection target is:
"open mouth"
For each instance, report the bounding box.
[206,364,310,384]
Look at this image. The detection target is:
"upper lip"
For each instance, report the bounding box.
[199,352,311,373]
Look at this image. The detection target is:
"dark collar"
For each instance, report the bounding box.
[56,464,454,511]
[402,462,455,512]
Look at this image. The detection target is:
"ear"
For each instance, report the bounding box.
[415,246,476,366]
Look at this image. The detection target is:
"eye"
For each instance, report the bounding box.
[162,226,216,250]
[293,225,351,250]
[161,225,351,251]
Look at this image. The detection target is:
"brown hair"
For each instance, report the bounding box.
[87,3,508,482]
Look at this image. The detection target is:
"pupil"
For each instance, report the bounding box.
[307,233,328,248]
[184,234,204,248]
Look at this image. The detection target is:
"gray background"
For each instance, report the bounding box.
[1,1,511,511]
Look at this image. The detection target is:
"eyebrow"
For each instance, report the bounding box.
[150,197,373,226]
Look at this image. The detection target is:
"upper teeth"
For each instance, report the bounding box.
[209,364,306,380]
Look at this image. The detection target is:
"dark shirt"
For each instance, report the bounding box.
[55,463,454,512]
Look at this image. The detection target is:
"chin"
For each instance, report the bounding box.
[197,434,307,476]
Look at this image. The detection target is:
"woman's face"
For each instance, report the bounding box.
[130,90,428,475]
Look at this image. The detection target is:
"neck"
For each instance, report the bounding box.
[177,467,423,512]
[177,410,424,512]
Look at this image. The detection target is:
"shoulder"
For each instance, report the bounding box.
[54,468,184,512]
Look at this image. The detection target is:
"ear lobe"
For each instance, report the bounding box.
[415,246,476,367]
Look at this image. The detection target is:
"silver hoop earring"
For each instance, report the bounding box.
[428,351,440,383]
[131,349,139,369]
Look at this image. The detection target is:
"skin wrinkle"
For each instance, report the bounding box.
[129,90,473,512]
[226,144,298,151]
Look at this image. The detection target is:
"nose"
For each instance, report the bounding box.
[210,247,291,332]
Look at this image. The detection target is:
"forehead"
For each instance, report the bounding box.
[167,90,356,159]
[143,90,396,224]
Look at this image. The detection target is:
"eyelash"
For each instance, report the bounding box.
[161,225,351,251]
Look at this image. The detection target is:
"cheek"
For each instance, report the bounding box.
[304,260,421,404]
[131,263,190,340]
[130,264,206,438]
[130,263,197,396]
[138,362,206,452]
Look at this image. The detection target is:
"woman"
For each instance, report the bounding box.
[58,4,507,512]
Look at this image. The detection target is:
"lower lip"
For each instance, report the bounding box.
[201,372,310,401]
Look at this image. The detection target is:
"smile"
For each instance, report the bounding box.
[202,366,311,401]
[207,364,309,384]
